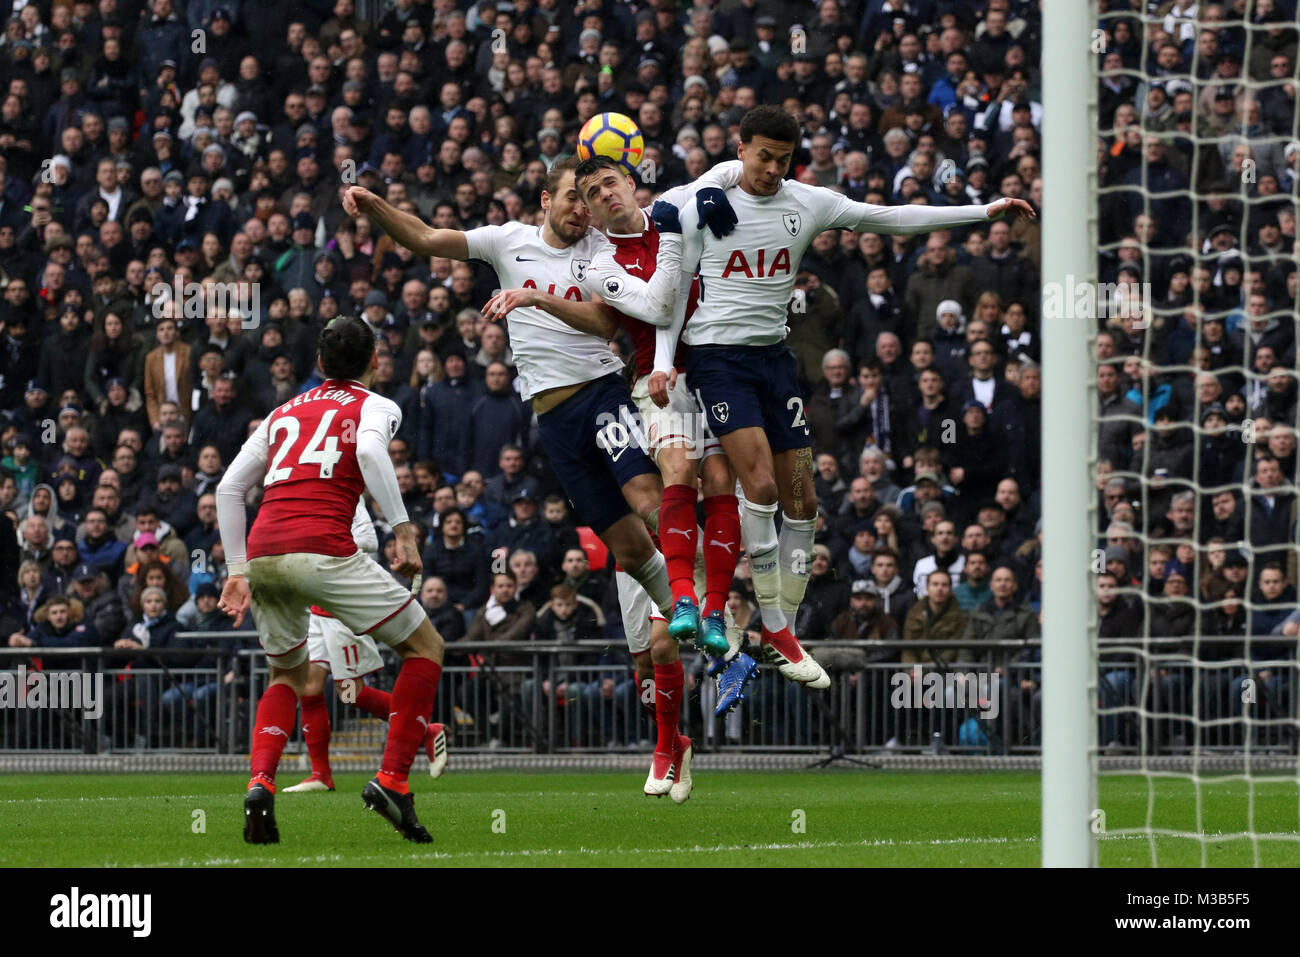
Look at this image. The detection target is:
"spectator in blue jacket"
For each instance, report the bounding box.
[77,507,127,579]
[15,593,99,648]
[421,508,489,614]
[468,362,528,477]
[417,347,483,475]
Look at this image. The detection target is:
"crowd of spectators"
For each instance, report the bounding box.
[1094,1,1299,752]
[0,0,1292,752]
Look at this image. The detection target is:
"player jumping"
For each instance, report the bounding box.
[282,499,449,793]
[343,160,736,797]
[486,155,760,721]
[656,105,1036,688]
[217,316,445,844]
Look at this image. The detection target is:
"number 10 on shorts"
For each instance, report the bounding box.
[595,407,648,463]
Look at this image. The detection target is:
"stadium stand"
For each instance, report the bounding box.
[0,0,1293,758]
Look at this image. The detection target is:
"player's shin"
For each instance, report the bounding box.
[645,627,684,795]
[702,494,741,617]
[633,651,656,721]
[299,693,332,781]
[659,483,700,604]
[778,513,817,620]
[741,499,786,632]
[653,660,684,755]
[249,681,300,790]
[352,683,392,720]
[378,655,442,793]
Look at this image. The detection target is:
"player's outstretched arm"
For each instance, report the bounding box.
[826,190,1036,236]
[343,186,469,260]
[482,287,618,338]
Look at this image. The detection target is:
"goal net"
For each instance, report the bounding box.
[1089,0,1300,865]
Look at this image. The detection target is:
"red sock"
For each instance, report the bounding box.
[300,693,332,780]
[354,684,392,721]
[249,683,298,790]
[702,494,741,616]
[378,657,442,792]
[652,661,683,756]
[660,484,699,605]
[633,655,656,719]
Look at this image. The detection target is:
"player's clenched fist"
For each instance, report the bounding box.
[342,185,377,218]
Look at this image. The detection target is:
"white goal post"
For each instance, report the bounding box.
[1041,0,1100,868]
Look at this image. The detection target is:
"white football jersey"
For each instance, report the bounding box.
[350,496,377,554]
[464,221,622,400]
[671,178,993,350]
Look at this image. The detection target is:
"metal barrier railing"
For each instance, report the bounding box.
[1,639,1294,756]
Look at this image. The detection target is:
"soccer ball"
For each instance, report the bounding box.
[577,112,645,176]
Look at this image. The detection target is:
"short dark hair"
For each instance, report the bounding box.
[574,155,622,185]
[739,104,799,145]
[317,315,375,380]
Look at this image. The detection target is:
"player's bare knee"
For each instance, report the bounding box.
[745,474,779,505]
[649,626,677,665]
[659,448,694,487]
[304,665,328,697]
[700,456,733,497]
[270,660,310,696]
[623,473,664,518]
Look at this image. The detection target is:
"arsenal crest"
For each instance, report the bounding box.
[782,213,801,237]
[572,258,590,282]
[711,402,730,424]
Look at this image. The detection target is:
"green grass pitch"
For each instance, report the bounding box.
[1,771,1297,867]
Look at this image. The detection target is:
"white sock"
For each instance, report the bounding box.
[627,551,673,616]
[778,513,818,618]
[741,500,786,633]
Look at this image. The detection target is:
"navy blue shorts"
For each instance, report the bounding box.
[536,373,658,534]
[685,344,811,453]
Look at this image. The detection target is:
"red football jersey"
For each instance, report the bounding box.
[605,223,696,380]
[246,380,401,560]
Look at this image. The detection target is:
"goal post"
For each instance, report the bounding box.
[1041,0,1100,868]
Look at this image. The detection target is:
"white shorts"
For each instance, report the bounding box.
[616,569,665,655]
[631,372,722,465]
[307,613,385,678]
[248,550,426,668]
